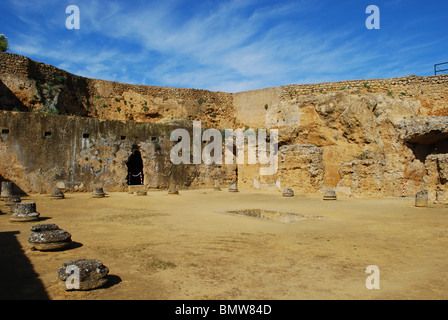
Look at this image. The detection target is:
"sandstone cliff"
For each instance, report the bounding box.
[233,77,448,202]
[1,52,447,202]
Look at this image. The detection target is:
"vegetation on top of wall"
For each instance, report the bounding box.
[56,75,65,84]
[0,34,8,52]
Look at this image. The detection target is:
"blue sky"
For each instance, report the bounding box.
[1,0,447,93]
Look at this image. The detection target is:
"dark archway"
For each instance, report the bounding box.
[126,148,144,185]
[405,134,448,163]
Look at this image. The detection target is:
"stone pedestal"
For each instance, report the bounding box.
[92,187,105,198]
[51,189,65,199]
[228,183,239,192]
[1,181,13,200]
[283,188,294,197]
[5,195,21,208]
[57,259,109,291]
[168,190,179,195]
[10,202,40,222]
[323,189,337,200]
[136,191,147,196]
[28,224,72,251]
[415,190,429,207]
[214,181,221,191]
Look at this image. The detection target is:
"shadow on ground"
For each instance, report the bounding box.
[0,231,49,299]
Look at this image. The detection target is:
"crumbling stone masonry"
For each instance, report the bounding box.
[0,111,236,194]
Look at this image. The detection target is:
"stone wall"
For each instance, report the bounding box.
[0,52,234,127]
[233,76,448,200]
[0,111,236,194]
[1,52,448,201]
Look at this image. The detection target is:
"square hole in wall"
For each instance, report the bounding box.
[44,131,52,138]
[121,136,126,140]
[151,136,157,142]
[2,129,9,135]
[83,133,90,139]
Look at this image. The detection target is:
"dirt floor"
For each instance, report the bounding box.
[1,189,447,300]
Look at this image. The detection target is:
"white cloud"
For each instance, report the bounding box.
[4,0,445,92]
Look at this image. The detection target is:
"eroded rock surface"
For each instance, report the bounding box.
[57,259,109,291]
[28,223,72,251]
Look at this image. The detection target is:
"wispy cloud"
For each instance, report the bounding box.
[2,0,447,92]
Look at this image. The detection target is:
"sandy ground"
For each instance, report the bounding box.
[0,189,448,300]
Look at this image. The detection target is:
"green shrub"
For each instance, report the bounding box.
[56,75,65,84]
[48,108,60,115]
[264,104,269,110]
[0,34,8,52]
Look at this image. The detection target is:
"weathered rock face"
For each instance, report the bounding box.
[337,151,387,197]
[278,144,325,193]
[398,117,448,144]
[1,52,448,199]
[57,259,109,291]
[423,154,448,203]
[0,52,234,127]
[0,111,236,193]
[234,77,448,199]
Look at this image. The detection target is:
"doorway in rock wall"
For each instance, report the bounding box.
[126,147,144,185]
[406,136,448,163]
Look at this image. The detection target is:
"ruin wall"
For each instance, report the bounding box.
[0,111,236,194]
